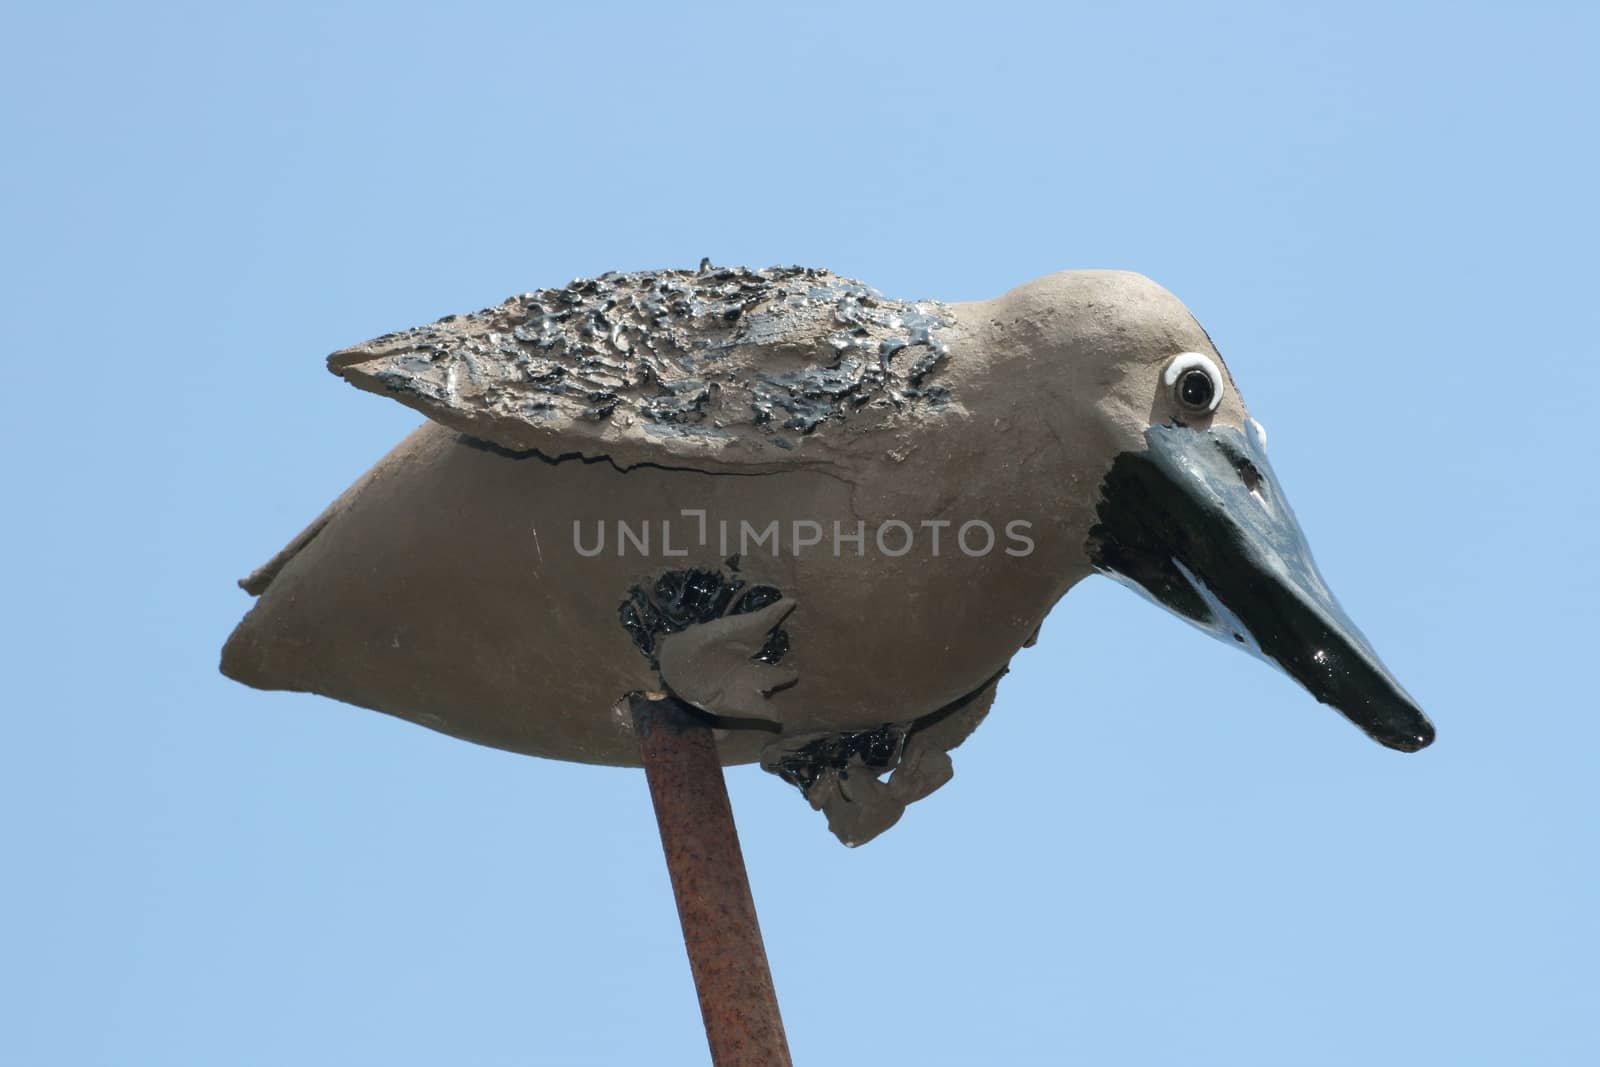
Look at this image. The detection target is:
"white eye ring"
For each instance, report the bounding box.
[1163,352,1225,414]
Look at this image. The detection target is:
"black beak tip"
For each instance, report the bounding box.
[1375,715,1435,753]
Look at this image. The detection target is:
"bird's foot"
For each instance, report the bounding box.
[760,726,955,847]
[619,564,797,723]
[655,598,798,721]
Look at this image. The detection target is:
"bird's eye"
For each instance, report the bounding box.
[1164,352,1224,414]
[1178,369,1214,408]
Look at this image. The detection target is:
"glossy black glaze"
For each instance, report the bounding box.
[1087,422,1434,752]
[619,564,788,667]
[768,725,907,796]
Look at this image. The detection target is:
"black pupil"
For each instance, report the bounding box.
[1179,369,1214,408]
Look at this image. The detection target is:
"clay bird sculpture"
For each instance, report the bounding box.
[222,265,1434,845]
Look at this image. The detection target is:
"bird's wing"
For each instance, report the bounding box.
[327,266,958,473]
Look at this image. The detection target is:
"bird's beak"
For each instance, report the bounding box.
[1087,420,1434,752]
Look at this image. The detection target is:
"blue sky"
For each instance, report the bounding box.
[3,2,1596,1063]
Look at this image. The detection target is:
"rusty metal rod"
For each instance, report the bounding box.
[631,693,793,1067]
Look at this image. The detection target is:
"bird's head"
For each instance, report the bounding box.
[980,270,1433,753]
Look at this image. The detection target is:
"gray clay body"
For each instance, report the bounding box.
[222,266,1432,843]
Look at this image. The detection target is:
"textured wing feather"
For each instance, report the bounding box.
[327,265,957,472]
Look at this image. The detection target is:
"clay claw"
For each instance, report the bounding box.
[656,598,798,721]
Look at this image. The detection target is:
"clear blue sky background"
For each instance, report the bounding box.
[4,2,1596,1064]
